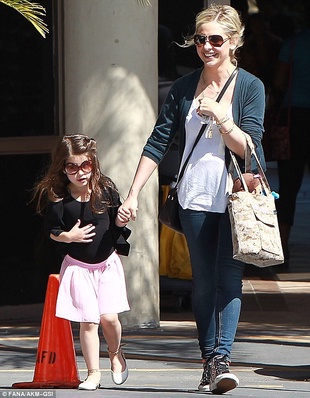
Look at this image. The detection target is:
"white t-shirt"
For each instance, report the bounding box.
[178,100,231,213]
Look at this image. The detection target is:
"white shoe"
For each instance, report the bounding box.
[108,346,129,385]
[78,369,101,390]
[210,372,239,394]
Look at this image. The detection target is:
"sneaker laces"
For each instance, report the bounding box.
[212,355,230,378]
[200,360,211,384]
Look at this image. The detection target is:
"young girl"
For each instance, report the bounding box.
[34,134,131,390]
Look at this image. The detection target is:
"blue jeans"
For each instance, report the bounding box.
[179,206,244,360]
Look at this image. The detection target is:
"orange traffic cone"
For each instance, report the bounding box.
[12,274,81,388]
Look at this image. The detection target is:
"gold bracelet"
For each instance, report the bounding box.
[220,122,235,135]
[216,115,230,127]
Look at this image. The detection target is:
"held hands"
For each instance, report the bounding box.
[119,197,138,222]
[116,206,132,227]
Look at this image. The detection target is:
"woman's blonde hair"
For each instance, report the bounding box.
[183,4,245,65]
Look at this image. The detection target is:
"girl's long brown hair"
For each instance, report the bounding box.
[33,134,118,214]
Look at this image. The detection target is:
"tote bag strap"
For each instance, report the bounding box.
[230,133,271,194]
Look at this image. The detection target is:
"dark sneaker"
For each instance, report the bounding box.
[198,359,211,391]
[209,355,239,394]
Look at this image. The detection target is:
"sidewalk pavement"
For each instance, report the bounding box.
[0,165,309,397]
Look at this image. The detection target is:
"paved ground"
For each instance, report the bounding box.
[0,165,309,397]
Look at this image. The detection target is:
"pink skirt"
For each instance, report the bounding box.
[56,251,130,323]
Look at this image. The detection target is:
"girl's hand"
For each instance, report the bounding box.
[67,219,96,243]
[116,206,131,227]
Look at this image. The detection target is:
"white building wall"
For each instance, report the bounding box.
[63,0,160,328]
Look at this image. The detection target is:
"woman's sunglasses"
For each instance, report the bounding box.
[64,160,93,175]
[193,34,230,48]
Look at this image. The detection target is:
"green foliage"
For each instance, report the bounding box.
[1,0,48,38]
[137,0,151,6]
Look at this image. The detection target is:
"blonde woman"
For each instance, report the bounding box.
[122,4,265,395]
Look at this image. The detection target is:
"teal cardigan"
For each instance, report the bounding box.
[143,67,266,172]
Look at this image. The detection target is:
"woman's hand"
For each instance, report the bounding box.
[198,97,224,120]
[119,197,138,221]
[116,206,132,226]
[198,97,246,158]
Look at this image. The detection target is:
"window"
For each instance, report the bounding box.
[0,0,62,154]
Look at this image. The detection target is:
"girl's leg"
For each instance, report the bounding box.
[101,313,128,384]
[80,322,100,369]
[79,322,101,389]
